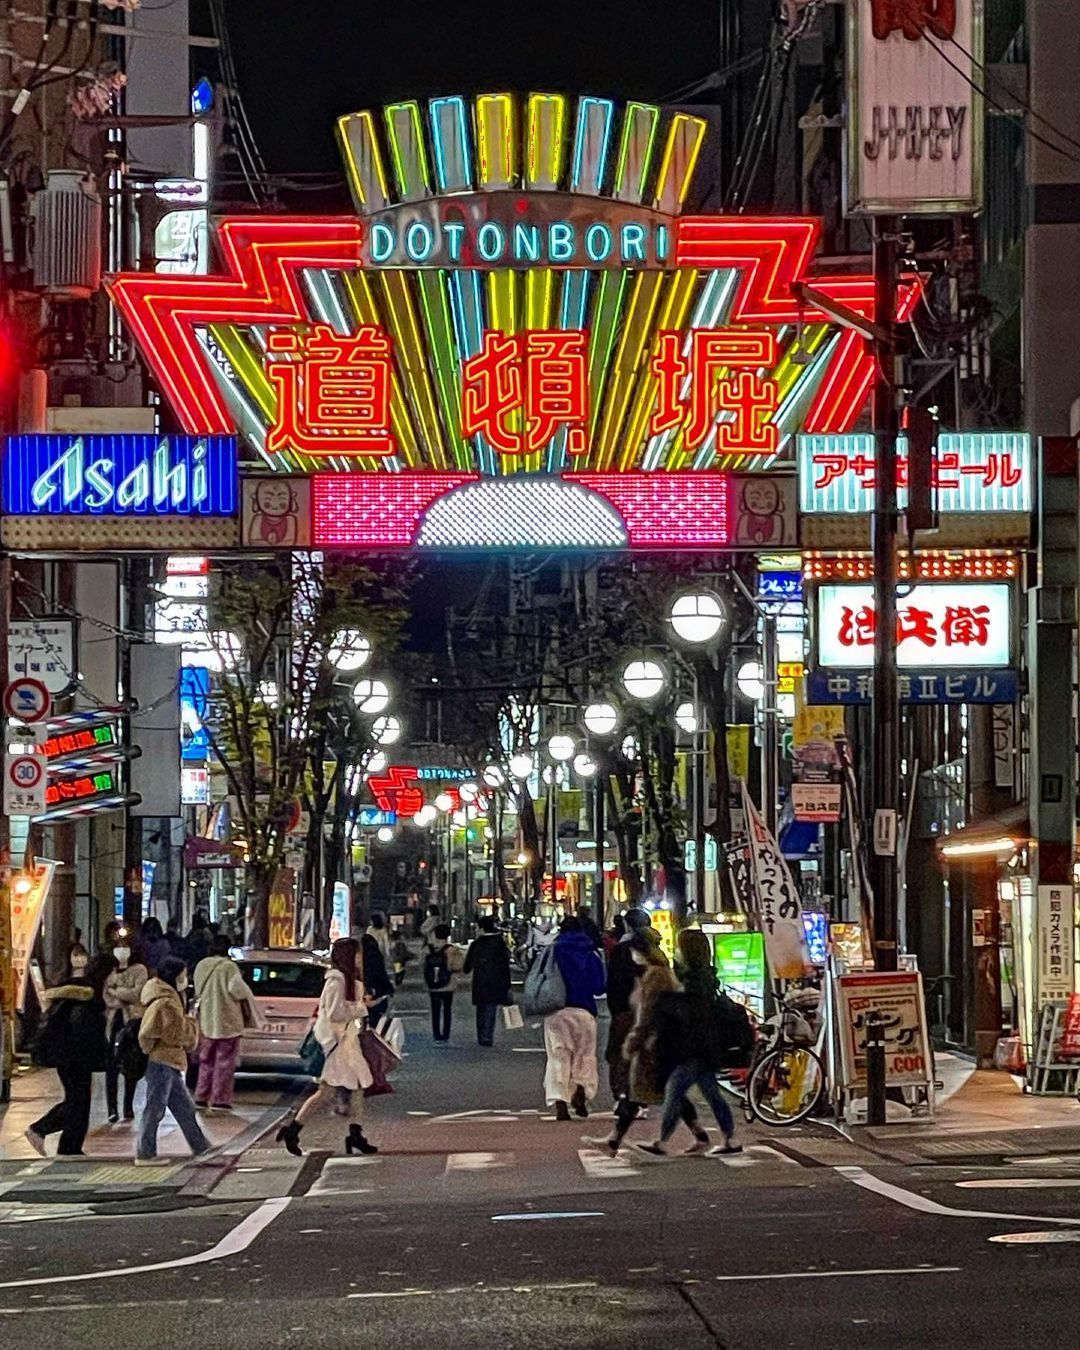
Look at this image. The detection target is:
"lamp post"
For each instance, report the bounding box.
[730,573,780,837]
[582,701,620,925]
[547,734,575,910]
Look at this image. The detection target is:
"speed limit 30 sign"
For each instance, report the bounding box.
[4,751,47,816]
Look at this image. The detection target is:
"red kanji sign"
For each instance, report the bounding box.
[266,322,394,457]
[461,330,588,456]
[367,766,424,818]
[650,329,780,453]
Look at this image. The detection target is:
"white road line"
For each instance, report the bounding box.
[0,1196,290,1289]
[747,1144,800,1166]
[956,1178,1080,1190]
[491,1211,605,1222]
[838,1166,1080,1227]
[577,1148,641,1179]
[347,1280,599,1300]
[445,1153,512,1173]
[712,1265,961,1283]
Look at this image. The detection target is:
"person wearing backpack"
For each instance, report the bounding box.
[543,916,606,1122]
[462,914,512,1047]
[634,929,742,1160]
[103,935,148,1123]
[193,935,261,1112]
[26,954,115,1156]
[424,923,463,1041]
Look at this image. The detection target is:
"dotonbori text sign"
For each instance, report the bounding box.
[104,93,921,553]
[815,582,1012,668]
[798,431,1030,513]
[846,0,984,214]
[3,435,237,516]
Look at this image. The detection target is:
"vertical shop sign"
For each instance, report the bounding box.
[1037,885,1074,1004]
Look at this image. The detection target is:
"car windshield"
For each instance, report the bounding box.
[237,961,325,999]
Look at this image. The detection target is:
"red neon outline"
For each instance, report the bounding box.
[108,215,920,442]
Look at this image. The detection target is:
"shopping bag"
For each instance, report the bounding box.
[360,1025,402,1096]
[521,943,566,1017]
[376,1015,406,1057]
[502,1003,524,1031]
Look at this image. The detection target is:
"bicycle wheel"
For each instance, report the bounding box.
[741,1043,769,1123]
[747,1045,825,1126]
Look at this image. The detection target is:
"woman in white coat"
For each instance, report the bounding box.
[276,937,377,1157]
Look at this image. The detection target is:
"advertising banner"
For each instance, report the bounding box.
[743,784,811,979]
[836,970,932,1090]
[11,860,57,1011]
[846,0,984,214]
[1037,884,1074,1005]
[267,868,298,949]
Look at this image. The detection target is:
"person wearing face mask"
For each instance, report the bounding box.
[135,956,212,1165]
[103,934,148,1124]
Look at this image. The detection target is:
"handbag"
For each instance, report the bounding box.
[521,943,567,1017]
[502,1003,524,1031]
[298,1026,326,1077]
[360,1024,401,1096]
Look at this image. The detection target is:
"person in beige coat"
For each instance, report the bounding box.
[103,936,148,1123]
[136,957,212,1165]
[193,935,261,1112]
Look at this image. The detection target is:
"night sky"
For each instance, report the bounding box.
[218,0,722,173]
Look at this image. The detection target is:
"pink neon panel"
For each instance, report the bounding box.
[565,472,731,548]
[312,473,478,546]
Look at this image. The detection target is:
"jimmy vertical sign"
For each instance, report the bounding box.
[846,0,984,214]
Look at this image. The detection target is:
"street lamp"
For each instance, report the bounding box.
[435,792,454,813]
[509,752,534,781]
[548,733,575,763]
[675,700,699,735]
[482,764,505,788]
[574,752,597,777]
[376,826,394,843]
[459,781,480,804]
[621,656,669,704]
[371,714,401,745]
[621,733,639,761]
[328,629,371,671]
[668,589,727,647]
[583,701,620,738]
[736,659,765,702]
[363,749,387,775]
[352,677,391,715]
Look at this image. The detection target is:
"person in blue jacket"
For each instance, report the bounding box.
[544,915,606,1121]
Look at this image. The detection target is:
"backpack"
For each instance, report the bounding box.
[712,992,756,1068]
[424,948,452,990]
[31,999,71,1068]
[520,943,567,1018]
[114,1017,148,1081]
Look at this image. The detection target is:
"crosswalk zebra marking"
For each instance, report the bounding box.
[445,1152,513,1173]
[577,1148,641,1179]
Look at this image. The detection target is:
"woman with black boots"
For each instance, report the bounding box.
[277,937,378,1158]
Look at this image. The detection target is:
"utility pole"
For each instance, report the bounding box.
[870,217,901,973]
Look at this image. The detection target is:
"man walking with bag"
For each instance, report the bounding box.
[424,923,463,1042]
[463,915,511,1047]
[542,916,606,1121]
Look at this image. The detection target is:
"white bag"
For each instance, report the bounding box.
[377,1015,406,1057]
[502,1003,524,1031]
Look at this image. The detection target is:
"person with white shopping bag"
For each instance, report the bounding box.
[542,916,606,1122]
[276,938,379,1157]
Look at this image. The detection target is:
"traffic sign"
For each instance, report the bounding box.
[4,752,46,816]
[3,678,51,724]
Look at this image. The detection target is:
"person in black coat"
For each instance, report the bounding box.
[361,931,395,1027]
[27,954,115,1157]
[462,916,512,1046]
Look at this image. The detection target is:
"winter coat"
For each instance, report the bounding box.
[552,931,606,1017]
[361,934,395,1002]
[139,977,199,1072]
[624,964,680,1104]
[103,963,148,1023]
[462,931,512,1006]
[654,967,727,1074]
[313,968,372,1092]
[194,954,258,1040]
[367,925,392,969]
[40,984,109,1073]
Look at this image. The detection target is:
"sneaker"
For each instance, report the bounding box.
[633,1141,667,1159]
[191,1146,220,1163]
[23,1127,46,1157]
[133,1156,172,1167]
[682,1139,710,1156]
[581,1135,619,1157]
[707,1141,744,1157]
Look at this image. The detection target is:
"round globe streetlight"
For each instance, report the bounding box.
[736,659,765,702]
[363,749,387,775]
[582,701,620,738]
[574,752,597,777]
[414,803,437,827]
[459,781,479,804]
[668,590,727,647]
[371,713,401,746]
[327,629,371,672]
[621,657,669,704]
[675,700,699,735]
[376,826,394,843]
[352,677,391,715]
[435,792,454,813]
[621,733,640,762]
[508,752,534,781]
[482,764,505,789]
[548,733,575,763]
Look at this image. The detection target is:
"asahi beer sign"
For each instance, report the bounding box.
[846,0,984,214]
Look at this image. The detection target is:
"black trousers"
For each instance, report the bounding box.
[32,1064,94,1155]
[105,1012,137,1119]
[613,1094,701,1146]
[429,991,453,1041]
[475,1002,498,1046]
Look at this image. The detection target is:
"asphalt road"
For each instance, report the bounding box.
[1,985,1079,1348]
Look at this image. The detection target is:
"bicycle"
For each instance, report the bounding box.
[742,985,827,1127]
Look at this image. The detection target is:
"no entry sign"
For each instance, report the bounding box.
[3,677,51,724]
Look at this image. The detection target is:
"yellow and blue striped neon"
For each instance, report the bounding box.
[429,96,472,193]
[447,269,497,475]
[546,269,591,473]
[571,97,614,194]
